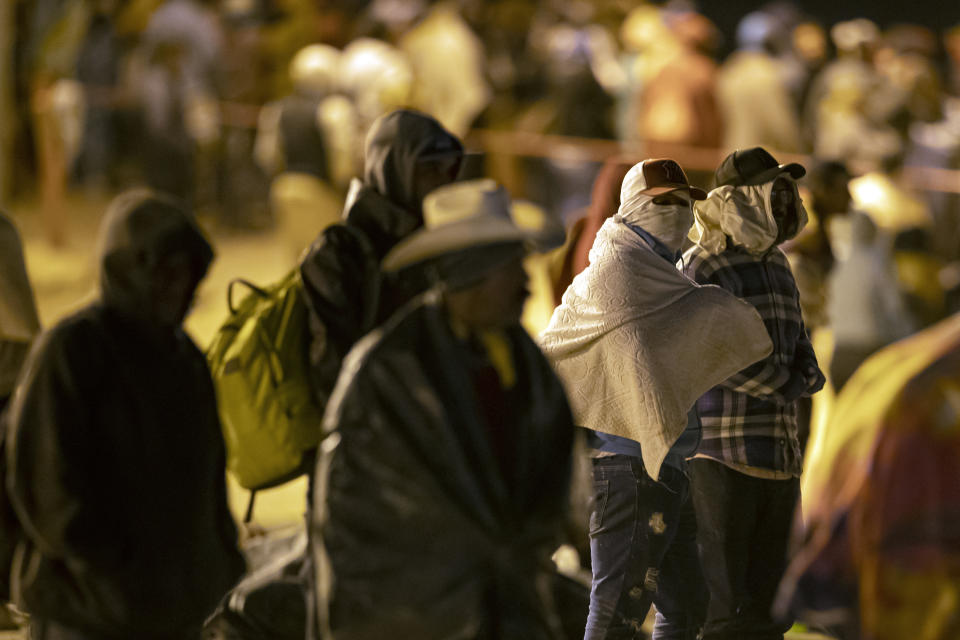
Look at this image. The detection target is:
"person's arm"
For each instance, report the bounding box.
[6,322,104,562]
[300,226,379,351]
[299,226,380,404]
[793,318,826,395]
[684,251,804,404]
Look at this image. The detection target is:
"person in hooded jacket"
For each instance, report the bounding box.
[682,147,826,640]
[5,190,245,640]
[313,179,574,640]
[298,108,463,409]
[541,160,773,640]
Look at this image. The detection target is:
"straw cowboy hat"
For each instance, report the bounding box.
[382,179,564,272]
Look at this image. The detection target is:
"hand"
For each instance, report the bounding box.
[805,366,826,395]
[781,369,809,403]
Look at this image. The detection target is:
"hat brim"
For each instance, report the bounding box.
[639,184,708,200]
[383,216,553,272]
[740,162,806,186]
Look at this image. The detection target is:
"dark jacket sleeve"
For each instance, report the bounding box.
[299,225,380,404]
[6,319,107,563]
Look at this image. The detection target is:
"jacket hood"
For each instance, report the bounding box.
[690,177,808,255]
[361,109,463,217]
[97,190,214,325]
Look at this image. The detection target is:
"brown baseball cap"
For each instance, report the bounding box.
[632,159,707,200]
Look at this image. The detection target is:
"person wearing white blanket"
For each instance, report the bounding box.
[540,159,773,640]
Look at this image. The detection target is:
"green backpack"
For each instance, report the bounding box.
[207,269,322,500]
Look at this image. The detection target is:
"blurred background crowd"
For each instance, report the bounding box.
[6,0,960,395]
[3,0,958,234]
[3,3,960,636]
[4,0,960,418]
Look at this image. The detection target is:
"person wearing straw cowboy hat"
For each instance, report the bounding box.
[311,179,574,640]
[541,158,773,640]
[682,146,826,640]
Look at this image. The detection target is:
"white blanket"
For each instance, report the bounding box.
[540,217,772,479]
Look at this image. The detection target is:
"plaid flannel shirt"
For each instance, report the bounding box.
[681,244,824,475]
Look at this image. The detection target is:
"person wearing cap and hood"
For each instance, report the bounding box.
[311,179,574,640]
[540,159,773,640]
[682,147,826,640]
[298,108,463,410]
[717,11,803,154]
[5,190,244,640]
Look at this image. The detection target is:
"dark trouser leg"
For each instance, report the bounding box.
[652,491,708,640]
[584,456,691,640]
[31,620,201,640]
[747,474,800,638]
[688,458,799,640]
[30,621,101,640]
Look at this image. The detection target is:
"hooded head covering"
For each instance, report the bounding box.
[97,189,214,326]
[616,160,700,253]
[362,109,464,217]
[691,175,808,255]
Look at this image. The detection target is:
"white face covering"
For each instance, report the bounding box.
[616,167,694,254]
[690,175,808,255]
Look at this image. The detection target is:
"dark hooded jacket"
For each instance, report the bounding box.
[298,109,463,407]
[313,291,574,640]
[5,191,244,636]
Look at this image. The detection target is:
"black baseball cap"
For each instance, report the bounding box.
[714,147,806,188]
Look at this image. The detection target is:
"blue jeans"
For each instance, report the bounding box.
[584,455,707,640]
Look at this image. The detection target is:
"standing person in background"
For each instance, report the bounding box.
[255,43,358,261]
[828,212,915,392]
[399,1,491,139]
[138,0,223,205]
[214,0,272,230]
[636,10,723,151]
[73,0,121,194]
[541,159,773,640]
[683,147,825,640]
[6,190,244,640]
[25,0,90,247]
[717,11,803,153]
